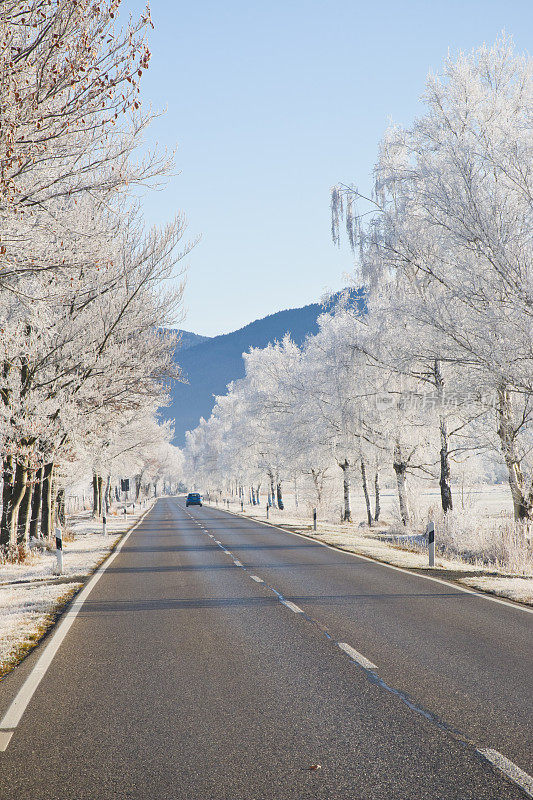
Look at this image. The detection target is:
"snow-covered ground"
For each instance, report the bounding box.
[207,492,533,607]
[0,501,154,678]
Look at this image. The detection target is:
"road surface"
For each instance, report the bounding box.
[0,497,531,799]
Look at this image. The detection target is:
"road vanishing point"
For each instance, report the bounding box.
[0,498,531,799]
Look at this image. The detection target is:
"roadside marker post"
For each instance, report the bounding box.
[427,521,435,566]
[313,508,317,531]
[241,499,244,512]
[102,502,107,537]
[266,505,269,520]
[54,525,63,574]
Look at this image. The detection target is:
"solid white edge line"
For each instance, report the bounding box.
[0,731,13,751]
[280,600,304,614]
[0,503,155,747]
[338,641,377,671]
[478,748,533,797]
[201,503,532,615]
[250,576,263,583]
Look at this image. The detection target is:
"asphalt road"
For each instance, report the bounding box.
[0,497,531,799]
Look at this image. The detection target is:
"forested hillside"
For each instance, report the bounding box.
[167,296,362,444]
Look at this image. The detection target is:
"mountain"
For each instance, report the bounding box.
[170,329,211,351]
[164,291,364,446]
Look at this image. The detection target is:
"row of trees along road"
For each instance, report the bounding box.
[184,37,533,527]
[0,1,191,556]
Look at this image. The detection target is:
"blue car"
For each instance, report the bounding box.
[186,492,202,507]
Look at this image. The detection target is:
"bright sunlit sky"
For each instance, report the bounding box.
[123,0,532,336]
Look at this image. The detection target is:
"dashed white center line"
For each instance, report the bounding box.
[181,501,533,794]
[0,731,13,751]
[337,642,377,671]
[478,748,533,797]
[280,600,304,614]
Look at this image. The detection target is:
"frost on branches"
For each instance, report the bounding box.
[184,36,533,571]
[331,35,533,523]
[0,2,190,556]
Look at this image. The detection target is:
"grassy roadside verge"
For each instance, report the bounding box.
[0,501,156,680]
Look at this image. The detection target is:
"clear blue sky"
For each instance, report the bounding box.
[124,0,532,336]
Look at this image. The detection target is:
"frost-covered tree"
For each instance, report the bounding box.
[0,2,191,553]
[332,36,533,520]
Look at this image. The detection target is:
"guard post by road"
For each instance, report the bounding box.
[313,508,317,531]
[426,521,435,566]
[54,525,63,574]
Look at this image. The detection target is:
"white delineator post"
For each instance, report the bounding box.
[313,508,317,531]
[426,521,435,567]
[102,502,107,537]
[54,525,63,574]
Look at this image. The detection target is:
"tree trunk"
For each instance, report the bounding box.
[9,459,28,546]
[393,444,409,526]
[435,360,453,513]
[30,466,43,539]
[276,482,284,511]
[361,459,373,526]
[268,471,277,508]
[497,386,532,520]
[374,471,380,523]
[0,455,14,547]
[97,475,103,517]
[92,474,99,517]
[311,469,323,504]
[339,460,352,522]
[18,469,34,547]
[56,488,66,527]
[255,483,261,505]
[41,463,54,539]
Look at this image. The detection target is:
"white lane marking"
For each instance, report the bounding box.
[233,559,243,567]
[0,505,154,751]
[212,506,533,615]
[280,600,304,614]
[0,731,13,751]
[337,641,377,671]
[478,748,533,798]
[250,575,263,583]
